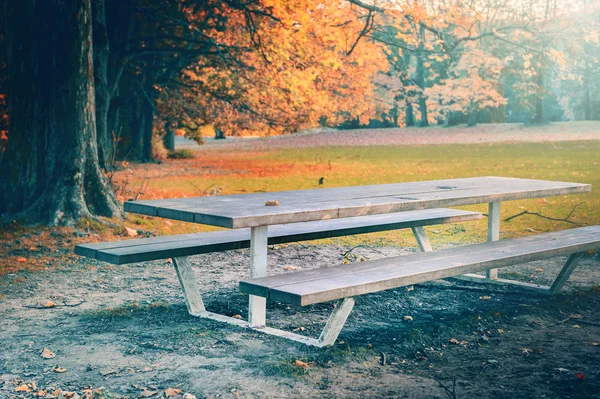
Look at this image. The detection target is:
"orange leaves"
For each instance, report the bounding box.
[176,0,387,137]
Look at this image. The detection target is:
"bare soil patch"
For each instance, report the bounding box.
[1,243,599,399]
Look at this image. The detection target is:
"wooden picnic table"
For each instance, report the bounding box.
[125,176,590,329]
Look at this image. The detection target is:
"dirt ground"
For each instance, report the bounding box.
[1,237,600,399]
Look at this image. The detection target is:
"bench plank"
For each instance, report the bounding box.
[240,226,600,306]
[75,208,481,264]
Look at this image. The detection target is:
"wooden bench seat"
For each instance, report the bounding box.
[75,208,481,264]
[240,226,600,346]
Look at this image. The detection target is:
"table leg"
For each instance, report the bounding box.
[486,201,500,280]
[248,225,268,328]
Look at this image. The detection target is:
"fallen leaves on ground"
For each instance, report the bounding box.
[139,388,158,397]
[15,384,31,392]
[125,227,138,237]
[165,388,182,397]
[41,348,56,359]
[294,360,309,370]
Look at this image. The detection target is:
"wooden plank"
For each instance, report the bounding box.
[239,226,600,305]
[75,208,481,264]
[123,177,590,228]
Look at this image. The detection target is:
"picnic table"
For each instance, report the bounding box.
[121,176,592,345]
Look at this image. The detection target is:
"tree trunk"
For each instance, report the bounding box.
[532,65,544,124]
[467,102,477,127]
[129,98,144,159]
[583,72,591,120]
[92,0,112,170]
[415,26,429,127]
[141,90,154,161]
[163,119,175,151]
[1,0,122,225]
[405,102,415,127]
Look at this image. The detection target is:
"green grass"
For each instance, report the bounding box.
[135,141,599,248]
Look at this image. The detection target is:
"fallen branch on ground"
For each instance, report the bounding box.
[24,299,86,309]
[557,316,600,327]
[504,203,584,224]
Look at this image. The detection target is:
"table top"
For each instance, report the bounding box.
[124,177,590,229]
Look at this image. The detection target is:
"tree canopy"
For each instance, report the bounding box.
[0,0,599,225]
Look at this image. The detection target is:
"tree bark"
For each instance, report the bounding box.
[163,118,175,151]
[405,102,415,127]
[532,64,545,124]
[415,26,429,127]
[92,0,112,170]
[1,0,122,225]
[141,88,154,160]
[583,71,591,120]
[467,102,477,127]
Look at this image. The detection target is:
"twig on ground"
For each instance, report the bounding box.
[434,378,457,399]
[557,317,600,327]
[504,203,584,224]
[24,299,86,309]
[187,181,205,195]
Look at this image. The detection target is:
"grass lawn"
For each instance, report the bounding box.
[126,140,598,247]
[2,139,598,275]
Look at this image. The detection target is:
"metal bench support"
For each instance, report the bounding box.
[486,201,500,280]
[172,256,355,347]
[457,251,586,295]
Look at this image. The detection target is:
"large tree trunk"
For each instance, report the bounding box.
[92,0,112,170]
[1,0,122,225]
